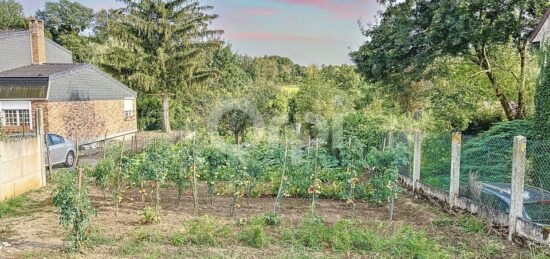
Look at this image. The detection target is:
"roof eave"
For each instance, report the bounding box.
[530,7,550,43]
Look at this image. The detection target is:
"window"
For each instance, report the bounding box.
[3,109,30,126]
[124,99,134,117]
[47,134,65,146]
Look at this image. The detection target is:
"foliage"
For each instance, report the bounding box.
[535,47,550,139]
[179,215,233,246]
[366,145,409,205]
[0,0,26,30]
[138,206,161,224]
[461,120,533,184]
[36,0,94,41]
[52,169,95,251]
[95,0,222,130]
[91,157,115,197]
[352,0,549,120]
[0,195,28,219]
[202,145,229,204]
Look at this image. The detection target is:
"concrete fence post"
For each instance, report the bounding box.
[35,108,46,186]
[449,132,462,208]
[509,136,527,241]
[412,131,422,191]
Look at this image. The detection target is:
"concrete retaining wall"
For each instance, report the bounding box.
[0,137,45,201]
[400,175,550,247]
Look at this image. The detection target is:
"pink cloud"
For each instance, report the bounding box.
[241,7,278,16]
[229,31,343,43]
[274,0,380,20]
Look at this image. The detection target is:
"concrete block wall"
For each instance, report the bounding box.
[0,137,45,201]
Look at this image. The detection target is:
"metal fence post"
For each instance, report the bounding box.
[509,135,526,241]
[413,131,422,191]
[449,132,462,208]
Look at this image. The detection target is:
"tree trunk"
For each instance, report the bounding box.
[478,49,516,121]
[161,94,171,133]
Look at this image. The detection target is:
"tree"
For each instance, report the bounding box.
[0,0,26,30]
[535,46,550,139]
[36,0,94,41]
[352,0,550,120]
[96,0,222,133]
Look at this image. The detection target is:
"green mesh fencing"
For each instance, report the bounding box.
[459,136,513,189]
[420,132,452,189]
[394,131,413,177]
[525,139,550,224]
[526,139,550,191]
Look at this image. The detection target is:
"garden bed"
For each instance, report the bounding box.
[0,184,544,258]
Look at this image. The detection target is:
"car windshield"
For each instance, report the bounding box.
[524,202,550,224]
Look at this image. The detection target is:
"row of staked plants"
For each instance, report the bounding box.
[52,132,410,251]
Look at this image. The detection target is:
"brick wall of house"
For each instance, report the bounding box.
[31,99,136,142]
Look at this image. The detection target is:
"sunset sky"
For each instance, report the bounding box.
[18,0,383,65]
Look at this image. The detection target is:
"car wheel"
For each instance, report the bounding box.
[65,151,75,168]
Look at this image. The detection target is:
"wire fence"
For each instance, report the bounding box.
[420,132,452,190]
[526,139,550,191]
[459,136,514,199]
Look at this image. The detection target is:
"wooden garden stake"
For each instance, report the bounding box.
[274,134,289,213]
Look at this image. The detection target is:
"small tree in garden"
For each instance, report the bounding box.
[52,168,95,251]
[366,145,409,221]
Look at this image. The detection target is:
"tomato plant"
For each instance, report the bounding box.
[52,168,95,251]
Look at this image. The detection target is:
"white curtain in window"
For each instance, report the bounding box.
[124,99,134,112]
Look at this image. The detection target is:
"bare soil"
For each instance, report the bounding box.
[0,182,540,258]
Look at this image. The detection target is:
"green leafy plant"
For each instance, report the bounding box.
[202,145,228,205]
[52,168,95,251]
[179,215,233,246]
[366,145,409,220]
[139,206,161,224]
[91,157,115,198]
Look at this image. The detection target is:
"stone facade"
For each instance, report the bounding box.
[31,99,137,142]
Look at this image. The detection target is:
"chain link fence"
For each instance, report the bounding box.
[459,136,514,198]
[525,139,550,224]
[420,132,452,190]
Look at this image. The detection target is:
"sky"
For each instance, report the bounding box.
[19,0,384,65]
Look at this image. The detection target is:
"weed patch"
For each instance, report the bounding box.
[0,195,28,218]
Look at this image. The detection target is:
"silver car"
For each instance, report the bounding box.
[45,133,76,167]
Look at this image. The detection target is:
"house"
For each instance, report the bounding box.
[531,7,550,45]
[0,20,137,143]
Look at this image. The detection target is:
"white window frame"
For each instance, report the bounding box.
[0,101,32,128]
[124,98,134,118]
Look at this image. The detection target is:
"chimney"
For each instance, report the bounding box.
[29,19,46,65]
